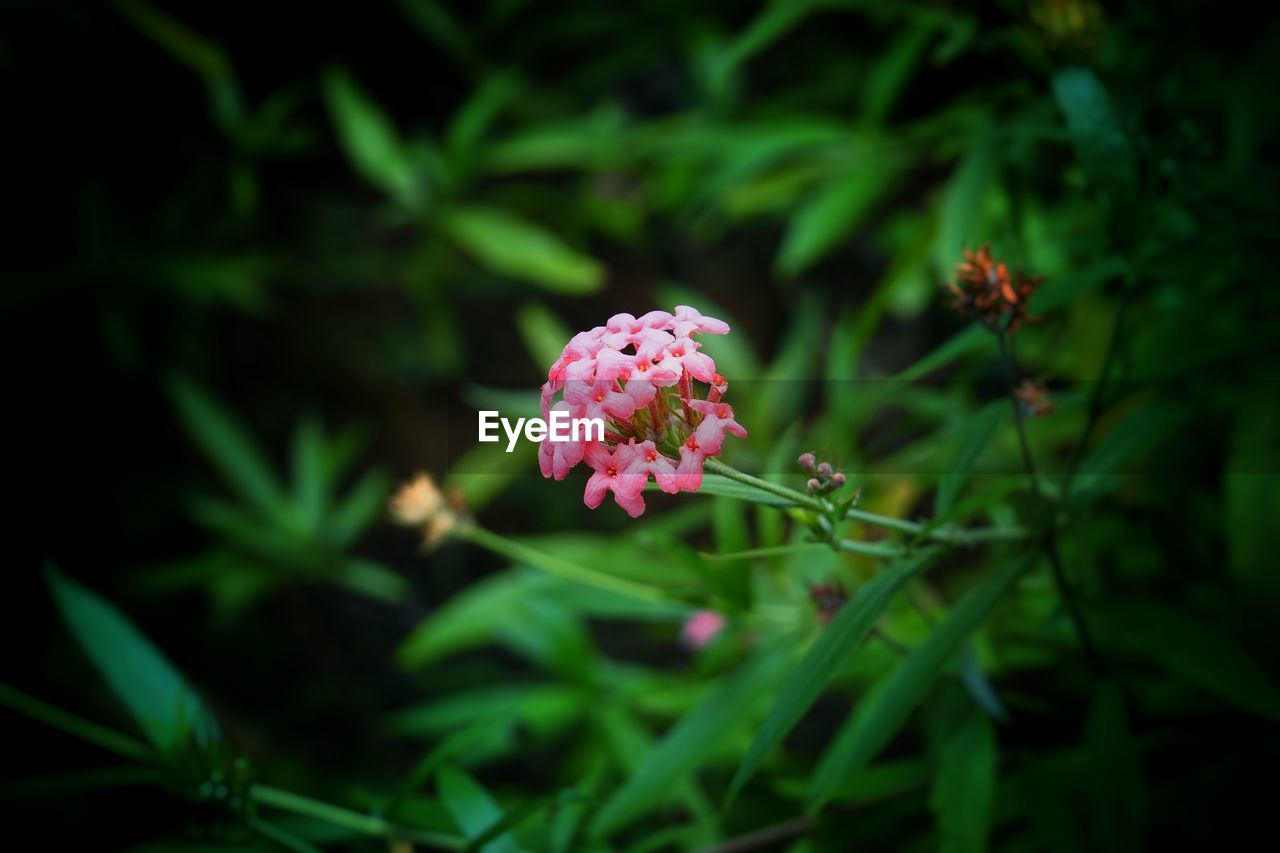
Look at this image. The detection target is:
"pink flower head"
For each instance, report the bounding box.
[536,306,748,516]
[681,609,726,649]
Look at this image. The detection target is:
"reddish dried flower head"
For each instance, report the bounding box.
[946,245,1042,333]
[539,307,747,516]
[1013,378,1055,419]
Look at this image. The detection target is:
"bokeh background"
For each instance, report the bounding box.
[4,0,1280,850]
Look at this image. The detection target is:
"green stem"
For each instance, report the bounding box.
[995,332,1107,676]
[704,458,828,512]
[704,459,1026,547]
[250,784,464,849]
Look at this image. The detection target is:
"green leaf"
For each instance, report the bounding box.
[936,129,997,275]
[929,687,998,853]
[0,681,156,763]
[291,418,327,534]
[398,572,539,669]
[321,67,419,208]
[516,302,574,370]
[328,469,390,549]
[1051,67,1137,202]
[437,764,519,853]
[590,649,790,837]
[168,375,288,525]
[728,550,938,802]
[776,163,898,278]
[335,558,408,602]
[693,474,801,508]
[936,402,1006,517]
[1225,395,1280,600]
[894,325,988,382]
[808,552,1035,808]
[1083,686,1145,852]
[46,566,217,756]
[443,207,604,294]
[1087,598,1280,721]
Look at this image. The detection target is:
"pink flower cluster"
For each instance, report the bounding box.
[539,306,748,517]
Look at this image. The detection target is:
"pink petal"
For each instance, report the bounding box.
[612,486,647,517]
[676,445,706,492]
[583,470,610,508]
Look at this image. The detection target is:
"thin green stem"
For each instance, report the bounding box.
[996,332,1107,676]
[1062,286,1131,498]
[703,458,828,512]
[250,784,464,849]
[705,459,1027,547]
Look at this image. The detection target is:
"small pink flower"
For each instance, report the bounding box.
[584,442,646,517]
[688,400,749,456]
[660,337,717,383]
[565,379,638,421]
[675,439,706,492]
[626,439,680,493]
[681,610,726,649]
[672,305,730,337]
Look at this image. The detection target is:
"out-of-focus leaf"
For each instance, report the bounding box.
[291,418,327,533]
[1030,256,1125,314]
[114,0,243,131]
[46,566,217,756]
[894,326,988,382]
[168,375,288,525]
[1052,67,1137,202]
[1088,597,1280,721]
[335,558,408,602]
[1084,686,1145,852]
[1225,395,1280,600]
[590,648,789,837]
[936,402,1005,517]
[776,163,898,278]
[0,682,156,763]
[443,207,603,293]
[437,765,519,853]
[929,688,997,853]
[809,553,1035,808]
[729,550,938,802]
[862,25,932,123]
[516,302,574,370]
[399,572,540,669]
[447,74,519,166]
[458,526,671,604]
[957,643,1008,722]
[321,68,419,208]
[328,469,390,549]
[444,439,537,510]
[936,129,997,275]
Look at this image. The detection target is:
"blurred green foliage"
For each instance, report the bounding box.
[4,0,1280,850]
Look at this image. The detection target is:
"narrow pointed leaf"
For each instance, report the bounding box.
[728,549,938,803]
[46,565,217,756]
[808,553,1034,808]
